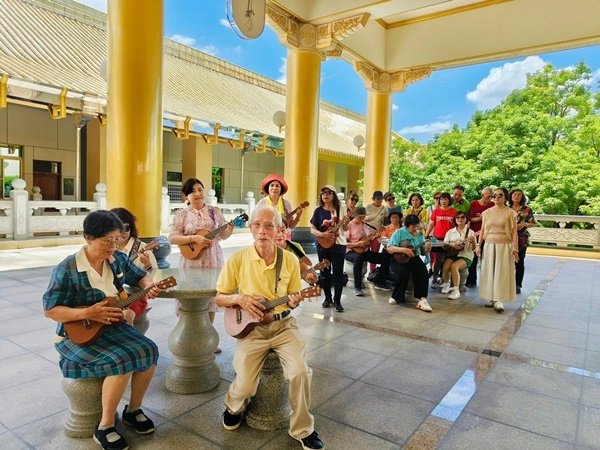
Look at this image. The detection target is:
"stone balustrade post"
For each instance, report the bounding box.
[338,192,346,212]
[206,189,218,206]
[93,183,107,210]
[245,191,255,215]
[9,178,29,239]
[161,186,170,233]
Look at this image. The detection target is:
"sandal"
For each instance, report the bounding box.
[93,425,128,450]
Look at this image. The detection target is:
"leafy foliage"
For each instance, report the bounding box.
[390,63,600,214]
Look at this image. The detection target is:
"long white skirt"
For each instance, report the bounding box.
[479,242,516,303]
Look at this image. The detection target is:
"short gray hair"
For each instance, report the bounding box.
[481,186,493,195]
[249,204,282,227]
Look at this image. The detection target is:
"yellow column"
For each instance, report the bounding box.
[106,0,163,237]
[283,48,321,226]
[363,90,391,198]
[182,136,212,188]
[85,119,106,199]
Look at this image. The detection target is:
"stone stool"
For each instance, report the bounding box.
[62,316,151,437]
[245,350,290,431]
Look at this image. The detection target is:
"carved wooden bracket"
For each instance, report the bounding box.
[355,61,432,93]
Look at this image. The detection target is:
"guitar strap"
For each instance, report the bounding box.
[285,240,305,260]
[109,263,128,301]
[274,246,283,295]
[128,238,142,262]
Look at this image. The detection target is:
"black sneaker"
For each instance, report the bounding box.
[222,409,242,431]
[297,431,324,449]
[122,405,155,434]
[465,283,476,288]
[93,425,129,450]
[516,286,522,294]
[335,305,344,312]
[321,300,332,308]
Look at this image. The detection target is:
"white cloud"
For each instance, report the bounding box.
[168,34,197,47]
[72,0,106,12]
[583,68,600,90]
[276,57,287,84]
[220,18,231,28]
[392,104,399,111]
[199,45,218,56]
[398,121,452,135]
[466,56,546,110]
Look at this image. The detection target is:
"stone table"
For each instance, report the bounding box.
[153,267,222,394]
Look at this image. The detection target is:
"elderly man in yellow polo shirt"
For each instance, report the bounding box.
[215,205,324,450]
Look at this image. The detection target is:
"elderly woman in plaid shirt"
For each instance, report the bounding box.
[43,210,160,450]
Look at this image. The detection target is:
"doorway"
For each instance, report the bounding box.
[33,160,61,200]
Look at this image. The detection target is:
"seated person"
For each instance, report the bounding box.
[275,222,319,284]
[382,211,402,238]
[345,206,392,296]
[43,210,160,450]
[440,212,476,300]
[111,207,159,326]
[386,214,433,312]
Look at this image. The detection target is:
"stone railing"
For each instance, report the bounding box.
[530,214,600,250]
[0,179,256,239]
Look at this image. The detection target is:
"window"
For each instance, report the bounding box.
[212,167,223,201]
[1,145,23,199]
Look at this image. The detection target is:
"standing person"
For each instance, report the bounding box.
[215,205,324,450]
[257,173,304,231]
[404,193,428,233]
[345,190,360,217]
[169,178,234,351]
[476,187,519,313]
[451,185,470,214]
[112,207,159,326]
[440,212,477,300]
[425,192,457,287]
[383,192,402,225]
[386,214,433,312]
[426,192,441,219]
[310,185,348,312]
[509,188,537,294]
[344,207,392,295]
[466,187,494,287]
[365,190,388,272]
[43,210,160,450]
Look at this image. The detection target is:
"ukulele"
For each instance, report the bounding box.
[179,213,249,260]
[224,285,320,339]
[300,259,330,279]
[127,238,161,262]
[63,276,177,345]
[352,228,384,254]
[317,212,356,249]
[285,201,309,222]
[393,240,430,264]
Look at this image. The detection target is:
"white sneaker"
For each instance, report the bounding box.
[484,300,495,308]
[388,297,397,305]
[494,301,505,312]
[416,298,432,312]
[440,283,451,294]
[448,288,460,300]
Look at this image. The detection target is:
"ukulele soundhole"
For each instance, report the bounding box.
[82,319,92,329]
[235,308,242,324]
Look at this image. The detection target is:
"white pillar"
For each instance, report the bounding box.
[93,183,107,210]
[9,178,29,239]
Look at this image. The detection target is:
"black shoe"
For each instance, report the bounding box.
[222,409,242,431]
[321,300,332,308]
[465,283,476,288]
[335,305,344,312]
[516,286,521,294]
[122,405,154,434]
[373,282,392,291]
[93,425,128,450]
[297,431,324,450]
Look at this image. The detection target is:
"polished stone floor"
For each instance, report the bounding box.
[1,240,599,449]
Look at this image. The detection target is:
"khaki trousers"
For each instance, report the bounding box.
[225,316,314,439]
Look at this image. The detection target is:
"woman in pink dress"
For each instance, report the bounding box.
[169,178,233,351]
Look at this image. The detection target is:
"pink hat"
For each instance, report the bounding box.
[261,174,288,195]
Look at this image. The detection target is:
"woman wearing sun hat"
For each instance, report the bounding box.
[257,173,304,230]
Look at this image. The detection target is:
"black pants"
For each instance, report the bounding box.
[466,241,484,285]
[390,257,429,303]
[515,246,527,287]
[317,245,345,306]
[345,250,391,289]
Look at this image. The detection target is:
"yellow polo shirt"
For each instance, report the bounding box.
[216,245,301,314]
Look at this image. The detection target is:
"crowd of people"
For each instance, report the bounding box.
[42,172,536,450]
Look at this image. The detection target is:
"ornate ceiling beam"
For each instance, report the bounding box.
[266,4,369,58]
[354,61,432,92]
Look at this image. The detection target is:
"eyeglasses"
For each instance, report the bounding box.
[350,197,359,201]
[386,197,395,201]
[250,222,276,231]
[321,191,334,195]
[456,216,467,220]
[97,238,121,248]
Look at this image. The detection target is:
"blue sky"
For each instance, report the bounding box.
[77,0,600,143]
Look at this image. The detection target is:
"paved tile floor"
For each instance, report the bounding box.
[1,238,599,449]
